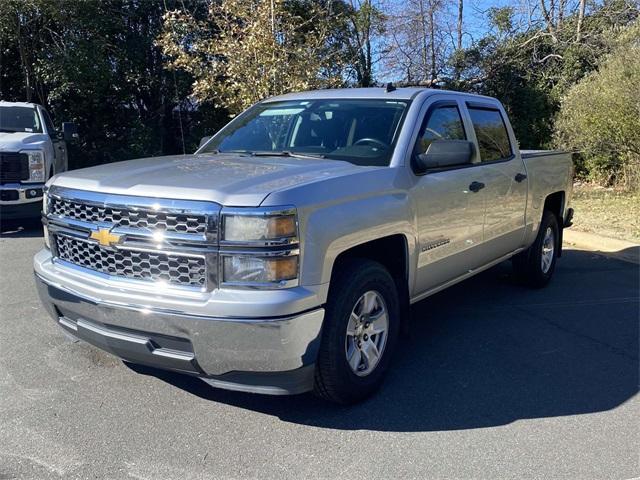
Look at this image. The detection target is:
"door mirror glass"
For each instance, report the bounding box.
[415,140,474,172]
[199,136,212,149]
[62,122,78,142]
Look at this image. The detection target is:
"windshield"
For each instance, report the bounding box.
[200,99,410,167]
[0,106,42,133]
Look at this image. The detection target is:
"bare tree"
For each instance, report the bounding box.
[381,0,451,83]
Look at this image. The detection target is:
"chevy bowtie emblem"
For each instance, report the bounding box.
[90,228,122,247]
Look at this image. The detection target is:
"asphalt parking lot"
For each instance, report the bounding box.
[1,220,638,480]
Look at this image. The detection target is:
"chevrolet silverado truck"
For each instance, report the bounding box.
[0,101,77,219]
[34,88,574,404]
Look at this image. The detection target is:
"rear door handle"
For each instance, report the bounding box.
[469,181,485,193]
[515,173,527,183]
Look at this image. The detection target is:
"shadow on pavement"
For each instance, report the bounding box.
[121,248,640,432]
[0,218,43,238]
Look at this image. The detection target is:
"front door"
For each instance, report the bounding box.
[411,100,487,296]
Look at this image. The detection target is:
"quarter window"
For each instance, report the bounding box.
[468,108,512,161]
[415,105,466,155]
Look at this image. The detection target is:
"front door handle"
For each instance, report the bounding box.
[515,173,527,183]
[469,181,485,193]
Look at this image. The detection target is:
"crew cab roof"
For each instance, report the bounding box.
[0,101,40,108]
[264,87,500,104]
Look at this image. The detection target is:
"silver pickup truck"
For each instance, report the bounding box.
[34,88,574,404]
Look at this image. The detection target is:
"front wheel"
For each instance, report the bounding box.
[512,210,560,288]
[314,259,400,404]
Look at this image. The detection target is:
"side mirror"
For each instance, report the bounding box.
[199,136,212,149]
[62,122,78,143]
[415,140,474,172]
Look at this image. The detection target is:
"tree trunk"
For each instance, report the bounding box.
[429,3,436,83]
[540,0,555,34]
[557,0,565,29]
[457,0,463,51]
[15,11,33,102]
[576,0,585,42]
[419,0,429,80]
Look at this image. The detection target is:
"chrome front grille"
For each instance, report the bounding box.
[55,235,206,287]
[46,186,219,290]
[50,197,207,234]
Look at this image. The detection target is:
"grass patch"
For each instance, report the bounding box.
[570,184,640,243]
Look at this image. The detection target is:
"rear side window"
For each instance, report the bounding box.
[468,108,512,161]
[415,105,466,155]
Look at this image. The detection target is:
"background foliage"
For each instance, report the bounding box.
[157,0,347,113]
[1,0,638,188]
[555,22,640,187]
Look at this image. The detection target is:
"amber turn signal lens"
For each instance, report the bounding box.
[265,256,298,281]
[267,215,296,238]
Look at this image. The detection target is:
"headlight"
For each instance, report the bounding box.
[21,150,45,183]
[220,207,299,288]
[222,209,297,244]
[222,254,298,285]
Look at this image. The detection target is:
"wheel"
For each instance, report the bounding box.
[314,258,400,404]
[513,210,560,288]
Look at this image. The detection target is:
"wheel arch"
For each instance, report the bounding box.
[329,234,411,333]
[542,191,566,256]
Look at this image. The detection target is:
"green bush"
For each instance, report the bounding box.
[555,23,640,189]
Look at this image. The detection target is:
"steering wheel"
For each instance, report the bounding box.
[353,137,389,149]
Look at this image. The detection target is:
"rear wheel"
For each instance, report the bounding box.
[314,258,400,404]
[513,210,560,288]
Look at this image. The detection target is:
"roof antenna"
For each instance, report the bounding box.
[385,82,396,93]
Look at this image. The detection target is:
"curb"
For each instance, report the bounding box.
[563,229,640,265]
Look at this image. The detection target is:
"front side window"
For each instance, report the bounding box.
[200,99,410,167]
[0,106,43,133]
[415,105,466,155]
[468,107,512,162]
[41,109,56,135]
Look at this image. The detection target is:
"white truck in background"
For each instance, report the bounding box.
[0,101,77,220]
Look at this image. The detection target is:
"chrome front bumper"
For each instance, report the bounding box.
[35,270,325,395]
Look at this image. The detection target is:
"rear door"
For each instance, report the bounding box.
[464,103,528,260]
[410,97,488,295]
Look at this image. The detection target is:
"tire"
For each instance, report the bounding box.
[512,210,560,288]
[314,258,400,404]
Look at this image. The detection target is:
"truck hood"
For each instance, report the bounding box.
[0,131,49,152]
[51,153,366,206]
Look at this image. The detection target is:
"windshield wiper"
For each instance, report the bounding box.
[250,150,326,159]
[201,149,250,155]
